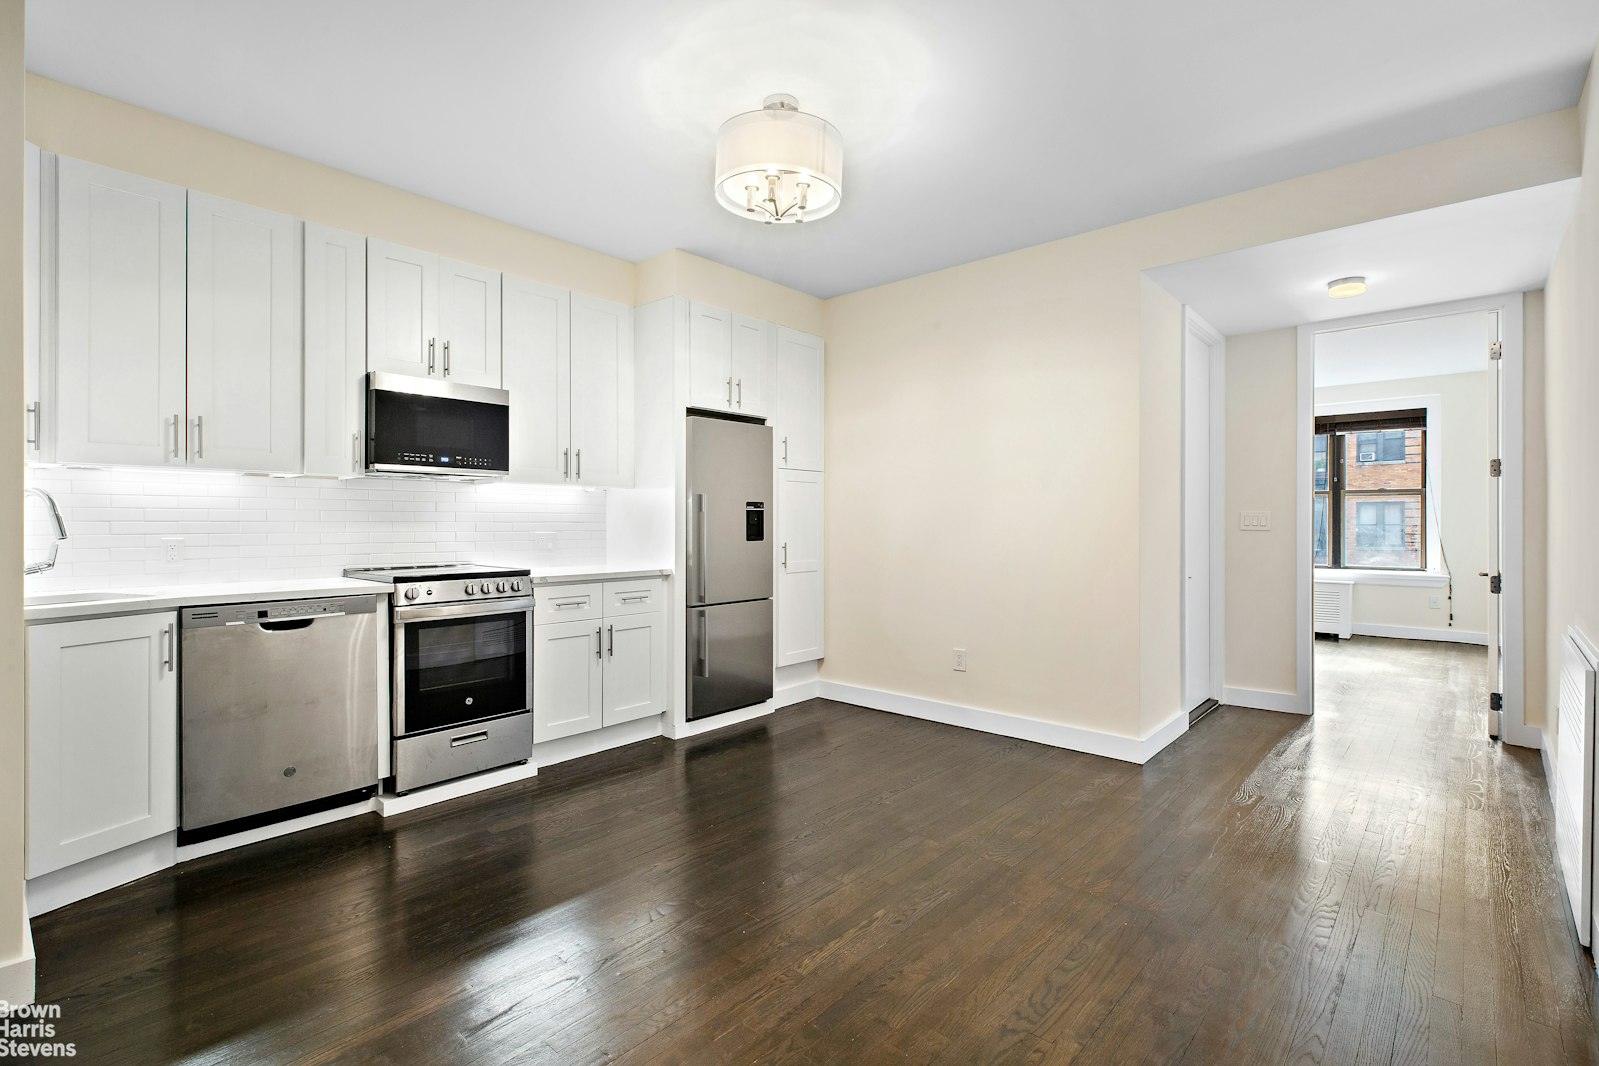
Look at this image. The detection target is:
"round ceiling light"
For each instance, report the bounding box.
[714,94,843,225]
[1327,276,1368,299]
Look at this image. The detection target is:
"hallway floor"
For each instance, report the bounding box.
[26,638,1598,1063]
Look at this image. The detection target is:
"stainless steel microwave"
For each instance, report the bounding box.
[365,372,511,480]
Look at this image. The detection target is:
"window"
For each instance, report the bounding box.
[1313,409,1426,571]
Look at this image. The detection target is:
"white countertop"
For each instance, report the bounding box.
[525,565,672,585]
[23,578,394,624]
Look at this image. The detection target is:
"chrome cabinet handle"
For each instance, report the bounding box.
[726,377,733,405]
[595,626,603,660]
[736,379,743,407]
[172,414,181,459]
[353,431,362,472]
[553,599,586,609]
[194,415,204,459]
[781,542,789,568]
[563,447,570,480]
[161,623,174,673]
[782,436,789,464]
[24,402,38,446]
[619,594,649,603]
[443,340,450,377]
[607,624,614,657]
[575,448,582,481]
[428,337,436,375]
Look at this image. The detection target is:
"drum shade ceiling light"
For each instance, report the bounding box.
[715,94,843,224]
[1327,276,1368,299]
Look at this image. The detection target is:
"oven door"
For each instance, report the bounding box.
[366,372,510,478]
[394,600,533,736]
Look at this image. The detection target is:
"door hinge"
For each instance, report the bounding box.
[1489,458,1501,477]
[1490,692,1503,711]
[1489,341,1503,361]
[1489,574,1502,594]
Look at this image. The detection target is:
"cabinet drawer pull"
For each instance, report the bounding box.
[449,730,489,748]
[618,594,650,603]
[553,598,588,609]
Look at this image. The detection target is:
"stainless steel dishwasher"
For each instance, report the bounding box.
[180,595,382,842]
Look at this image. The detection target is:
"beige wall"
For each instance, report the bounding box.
[1315,371,1491,637]
[25,75,635,304]
[635,250,823,334]
[1223,329,1300,697]
[823,110,1578,742]
[1542,44,1599,748]
[1,0,30,1005]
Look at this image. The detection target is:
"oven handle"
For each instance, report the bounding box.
[393,597,535,622]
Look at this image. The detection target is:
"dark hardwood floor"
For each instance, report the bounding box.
[30,638,1599,1063]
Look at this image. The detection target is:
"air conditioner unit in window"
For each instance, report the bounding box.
[1357,450,1376,462]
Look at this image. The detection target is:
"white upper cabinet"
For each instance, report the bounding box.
[366,239,439,378]
[730,313,774,417]
[569,294,634,487]
[51,156,188,467]
[302,222,367,478]
[438,257,502,387]
[503,274,571,484]
[776,326,824,470]
[186,192,303,473]
[367,239,500,385]
[777,469,825,665]
[688,302,732,410]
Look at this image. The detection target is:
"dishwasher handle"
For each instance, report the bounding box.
[255,618,319,632]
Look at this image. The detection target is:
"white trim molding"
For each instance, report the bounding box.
[817,682,1189,765]
[773,679,821,708]
[1223,687,1308,715]
[0,905,34,1006]
[1350,623,1488,645]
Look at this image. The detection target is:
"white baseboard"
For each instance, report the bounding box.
[665,701,775,740]
[28,835,176,917]
[773,679,820,708]
[534,717,661,769]
[1223,687,1308,715]
[1540,728,1554,799]
[178,796,378,861]
[0,903,34,1006]
[815,681,1187,765]
[375,761,539,817]
[1350,623,1488,645]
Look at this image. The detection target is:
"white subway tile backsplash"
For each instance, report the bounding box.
[23,467,608,589]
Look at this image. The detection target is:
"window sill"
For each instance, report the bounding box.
[1314,569,1449,588]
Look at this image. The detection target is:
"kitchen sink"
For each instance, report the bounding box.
[25,591,146,607]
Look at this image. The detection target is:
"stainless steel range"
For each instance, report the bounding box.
[345,562,533,793]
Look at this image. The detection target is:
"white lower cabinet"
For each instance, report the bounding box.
[26,613,179,879]
[533,580,667,742]
[777,469,825,665]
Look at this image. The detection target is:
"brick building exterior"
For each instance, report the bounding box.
[1317,428,1425,569]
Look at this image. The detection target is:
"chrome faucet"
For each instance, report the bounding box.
[24,487,68,575]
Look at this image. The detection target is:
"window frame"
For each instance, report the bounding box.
[1313,408,1428,572]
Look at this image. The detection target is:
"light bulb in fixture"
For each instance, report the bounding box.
[1327,276,1368,299]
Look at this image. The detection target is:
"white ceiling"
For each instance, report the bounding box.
[1314,311,1496,388]
[25,1,1599,298]
[1145,179,1578,336]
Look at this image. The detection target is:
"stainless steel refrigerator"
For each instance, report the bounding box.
[686,414,774,720]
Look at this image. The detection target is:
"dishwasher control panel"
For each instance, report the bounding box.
[182,595,379,629]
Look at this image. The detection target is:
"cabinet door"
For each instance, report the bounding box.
[569,294,634,487]
[302,223,367,477]
[533,619,604,742]
[502,274,571,483]
[688,302,732,410]
[603,612,668,727]
[53,157,188,467]
[27,612,179,878]
[438,257,501,387]
[730,313,774,417]
[777,469,824,665]
[776,326,825,470]
[187,192,303,473]
[24,144,46,460]
[367,239,439,378]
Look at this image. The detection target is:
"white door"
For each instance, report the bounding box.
[688,302,733,410]
[302,222,367,478]
[602,612,668,726]
[730,313,774,417]
[533,619,604,742]
[776,327,824,470]
[187,192,303,473]
[438,257,501,386]
[1487,314,1504,739]
[53,157,188,467]
[367,239,439,378]
[503,274,571,483]
[569,294,634,487]
[777,469,825,665]
[1182,314,1218,713]
[27,612,179,878]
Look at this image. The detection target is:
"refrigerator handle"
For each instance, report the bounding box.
[697,612,711,678]
[691,493,708,603]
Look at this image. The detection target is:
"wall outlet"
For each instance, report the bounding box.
[1239,510,1272,531]
[160,537,185,567]
[953,648,967,672]
[532,532,557,553]
[1429,595,1442,610]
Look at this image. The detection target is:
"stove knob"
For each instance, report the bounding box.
[511,579,523,592]
[403,586,421,602]
[496,580,509,594]
[463,582,477,596]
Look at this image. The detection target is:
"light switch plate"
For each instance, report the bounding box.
[1239,510,1272,531]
